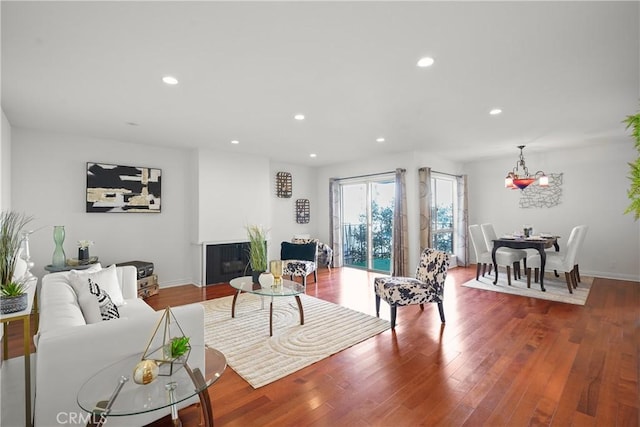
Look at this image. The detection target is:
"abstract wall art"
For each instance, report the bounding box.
[86,162,162,213]
[519,172,563,208]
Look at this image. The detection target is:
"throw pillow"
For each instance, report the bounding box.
[87,278,120,321]
[77,291,102,324]
[281,241,316,262]
[70,264,124,306]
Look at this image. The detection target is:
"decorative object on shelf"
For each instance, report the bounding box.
[245,224,268,282]
[52,225,66,268]
[133,359,159,385]
[86,162,162,213]
[19,230,36,283]
[519,173,563,208]
[295,199,310,224]
[623,109,640,220]
[275,171,292,198]
[504,145,549,190]
[78,239,93,261]
[269,260,283,285]
[0,211,34,314]
[141,307,191,377]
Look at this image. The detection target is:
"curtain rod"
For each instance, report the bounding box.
[335,170,396,181]
[431,169,463,178]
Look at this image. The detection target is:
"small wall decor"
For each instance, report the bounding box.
[296,199,310,223]
[519,173,563,208]
[86,162,161,213]
[276,171,292,198]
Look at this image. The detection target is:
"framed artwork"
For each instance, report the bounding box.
[296,199,310,224]
[276,172,292,198]
[86,162,162,213]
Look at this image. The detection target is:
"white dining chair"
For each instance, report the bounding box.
[469,224,493,280]
[481,223,527,281]
[526,225,588,293]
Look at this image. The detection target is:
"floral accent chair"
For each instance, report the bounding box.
[281,241,318,287]
[374,248,450,330]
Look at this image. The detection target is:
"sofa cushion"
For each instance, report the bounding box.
[70,264,124,306]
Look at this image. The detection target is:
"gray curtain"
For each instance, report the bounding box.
[329,178,343,268]
[392,168,408,276]
[456,174,469,267]
[418,167,432,251]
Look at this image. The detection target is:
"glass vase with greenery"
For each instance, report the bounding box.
[0,211,33,296]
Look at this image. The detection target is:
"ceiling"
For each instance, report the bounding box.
[2,1,639,167]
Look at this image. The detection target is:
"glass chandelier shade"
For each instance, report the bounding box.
[504,145,548,190]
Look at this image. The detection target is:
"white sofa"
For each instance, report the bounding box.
[34,264,205,426]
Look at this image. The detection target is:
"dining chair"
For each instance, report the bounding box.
[469,224,493,280]
[481,223,527,281]
[526,225,588,293]
[373,248,450,330]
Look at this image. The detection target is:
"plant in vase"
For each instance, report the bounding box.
[0,211,33,314]
[245,224,268,283]
[77,239,94,261]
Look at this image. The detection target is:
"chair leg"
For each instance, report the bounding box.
[375,295,381,317]
[534,268,539,283]
[390,305,397,330]
[476,263,482,280]
[512,262,519,280]
[419,303,424,311]
[506,266,512,286]
[526,268,532,288]
[487,264,492,276]
[313,270,317,283]
[302,276,307,288]
[437,302,445,323]
[564,272,573,294]
[482,263,487,277]
[574,264,581,284]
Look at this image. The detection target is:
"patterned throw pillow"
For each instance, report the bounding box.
[87,278,120,321]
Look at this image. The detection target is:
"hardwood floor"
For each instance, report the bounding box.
[4,266,639,426]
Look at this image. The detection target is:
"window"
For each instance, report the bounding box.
[431,174,456,254]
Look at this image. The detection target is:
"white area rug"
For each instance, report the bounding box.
[462,272,593,305]
[201,293,390,388]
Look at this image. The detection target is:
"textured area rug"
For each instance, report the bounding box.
[201,293,390,388]
[462,272,593,305]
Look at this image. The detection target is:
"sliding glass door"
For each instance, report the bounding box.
[341,177,395,272]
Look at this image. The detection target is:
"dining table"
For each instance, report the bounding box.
[491,235,559,292]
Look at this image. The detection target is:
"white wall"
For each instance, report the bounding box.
[269,161,319,252]
[1,111,11,210]
[11,128,195,286]
[465,141,640,281]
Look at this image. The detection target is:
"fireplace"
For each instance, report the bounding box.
[205,242,251,285]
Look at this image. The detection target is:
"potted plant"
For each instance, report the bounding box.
[0,211,33,314]
[623,110,640,220]
[245,224,267,282]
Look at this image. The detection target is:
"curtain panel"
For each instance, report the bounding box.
[329,178,343,268]
[418,167,432,252]
[392,168,408,276]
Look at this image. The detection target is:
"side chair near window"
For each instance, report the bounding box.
[281,240,318,287]
[481,223,527,283]
[526,225,588,293]
[374,248,450,330]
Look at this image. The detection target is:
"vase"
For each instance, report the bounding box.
[251,270,264,284]
[52,226,66,268]
[78,247,89,261]
[258,272,274,289]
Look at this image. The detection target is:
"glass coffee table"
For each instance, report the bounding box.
[229,276,305,336]
[77,346,226,427]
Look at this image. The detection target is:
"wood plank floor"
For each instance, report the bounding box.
[3,266,639,426]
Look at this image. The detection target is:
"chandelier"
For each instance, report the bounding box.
[504,145,549,190]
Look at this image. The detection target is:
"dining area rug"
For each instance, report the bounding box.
[201,293,390,388]
[461,272,593,305]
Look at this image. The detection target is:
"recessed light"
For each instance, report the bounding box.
[376,137,385,143]
[309,153,317,158]
[162,76,178,85]
[231,140,239,144]
[417,57,434,68]
[294,114,305,121]
[489,108,502,115]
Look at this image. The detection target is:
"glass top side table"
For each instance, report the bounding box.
[77,346,226,427]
